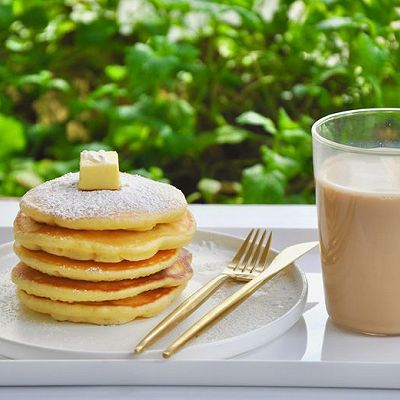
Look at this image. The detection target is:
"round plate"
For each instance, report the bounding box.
[0,230,307,360]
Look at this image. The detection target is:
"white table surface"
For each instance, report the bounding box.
[1,200,399,399]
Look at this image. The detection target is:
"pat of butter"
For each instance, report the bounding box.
[78,150,121,190]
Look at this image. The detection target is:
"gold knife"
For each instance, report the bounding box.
[162,241,319,358]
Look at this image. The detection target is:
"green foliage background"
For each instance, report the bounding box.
[1,0,400,203]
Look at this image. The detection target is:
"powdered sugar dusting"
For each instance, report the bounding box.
[0,269,19,328]
[187,239,303,344]
[20,172,186,220]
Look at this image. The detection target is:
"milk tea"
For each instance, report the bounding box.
[316,154,400,334]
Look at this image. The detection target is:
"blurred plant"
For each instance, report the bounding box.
[0,0,399,203]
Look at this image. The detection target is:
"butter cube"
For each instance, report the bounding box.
[78,150,121,190]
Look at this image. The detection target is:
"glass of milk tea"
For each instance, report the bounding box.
[313,108,400,335]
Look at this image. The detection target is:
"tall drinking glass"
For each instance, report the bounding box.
[313,108,400,335]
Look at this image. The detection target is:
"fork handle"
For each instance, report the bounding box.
[134,273,229,353]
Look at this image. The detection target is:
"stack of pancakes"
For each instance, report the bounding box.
[11,172,196,325]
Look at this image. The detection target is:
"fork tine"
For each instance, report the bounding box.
[237,229,260,272]
[254,232,272,272]
[244,229,267,273]
[226,229,255,270]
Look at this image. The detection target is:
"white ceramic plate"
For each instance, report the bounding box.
[0,230,307,360]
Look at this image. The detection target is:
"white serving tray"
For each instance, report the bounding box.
[2,227,400,388]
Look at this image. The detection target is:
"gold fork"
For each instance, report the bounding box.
[134,229,272,353]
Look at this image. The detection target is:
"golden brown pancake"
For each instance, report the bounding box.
[12,249,192,302]
[17,284,187,325]
[20,172,187,230]
[14,243,180,281]
[14,210,196,262]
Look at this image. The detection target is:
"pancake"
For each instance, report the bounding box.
[17,284,186,325]
[14,243,180,281]
[12,249,192,302]
[14,210,196,262]
[20,172,187,231]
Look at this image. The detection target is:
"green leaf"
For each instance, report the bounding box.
[112,104,141,121]
[241,164,286,204]
[126,38,199,96]
[126,41,179,95]
[50,78,70,92]
[111,123,150,150]
[0,114,25,157]
[90,83,123,98]
[33,159,78,181]
[0,4,13,29]
[158,124,193,158]
[281,128,310,143]
[105,65,127,81]
[292,84,321,98]
[216,37,237,58]
[318,66,348,83]
[278,108,298,130]
[230,6,262,30]
[18,70,51,85]
[5,36,32,52]
[131,167,167,182]
[12,0,44,15]
[213,125,250,144]
[317,17,357,30]
[75,20,117,46]
[19,5,48,29]
[195,125,251,153]
[261,146,301,178]
[236,111,277,134]
[352,32,388,77]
